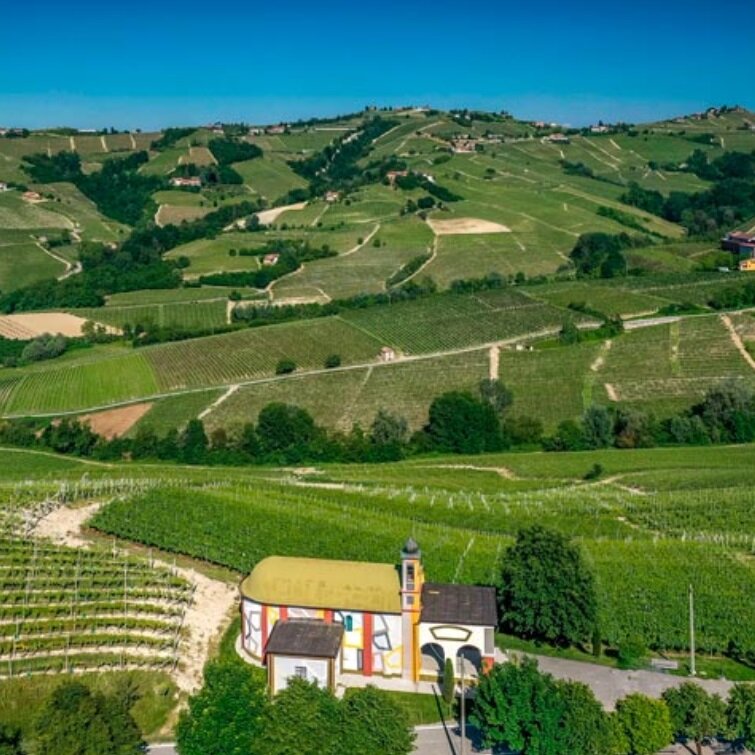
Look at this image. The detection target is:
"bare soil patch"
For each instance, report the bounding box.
[78,402,153,439]
[426,217,511,235]
[256,201,307,226]
[0,312,116,339]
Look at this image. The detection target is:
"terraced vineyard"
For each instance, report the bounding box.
[71,299,229,331]
[0,538,190,677]
[341,289,592,354]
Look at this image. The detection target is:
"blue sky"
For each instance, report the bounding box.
[0,0,752,129]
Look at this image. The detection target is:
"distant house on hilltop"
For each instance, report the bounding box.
[722,231,755,257]
[379,346,396,362]
[266,124,287,135]
[0,182,8,192]
[451,139,477,153]
[545,133,571,144]
[385,170,408,186]
[324,190,340,203]
[170,176,202,188]
[262,253,280,266]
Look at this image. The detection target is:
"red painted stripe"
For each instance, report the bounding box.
[363,613,373,676]
[280,606,288,621]
[261,605,268,655]
[324,610,333,623]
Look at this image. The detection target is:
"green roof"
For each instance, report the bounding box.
[240,556,401,614]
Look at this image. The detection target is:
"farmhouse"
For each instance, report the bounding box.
[262,253,280,266]
[0,182,8,192]
[379,346,396,362]
[721,231,755,257]
[266,124,287,135]
[170,176,202,188]
[386,170,408,186]
[239,539,497,694]
[451,139,477,154]
[324,190,341,203]
[22,191,43,202]
[739,258,755,272]
[545,133,571,144]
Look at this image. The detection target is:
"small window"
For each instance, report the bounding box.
[344,615,353,632]
[295,666,307,679]
[405,595,415,606]
[406,564,415,590]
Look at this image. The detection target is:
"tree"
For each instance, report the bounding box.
[275,359,297,375]
[424,391,502,454]
[726,683,755,750]
[442,658,456,705]
[581,405,614,449]
[471,658,565,754]
[256,403,317,460]
[179,418,209,464]
[370,409,409,460]
[324,353,341,369]
[556,679,624,755]
[0,726,23,755]
[478,378,513,415]
[500,525,597,645]
[340,686,415,755]
[662,682,726,755]
[614,694,673,755]
[176,662,268,755]
[260,677,341,755]
[34,680,144,755]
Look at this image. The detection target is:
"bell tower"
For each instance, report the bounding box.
[400,537,423,681]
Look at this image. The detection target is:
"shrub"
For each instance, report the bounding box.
[275,359,296,375]
[324,354,341,369]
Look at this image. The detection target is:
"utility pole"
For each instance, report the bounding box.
[458,655,466,755]
[689,583,696,677]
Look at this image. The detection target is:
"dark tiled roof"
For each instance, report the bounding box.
[420,583,497,626]
[265,619,343,659]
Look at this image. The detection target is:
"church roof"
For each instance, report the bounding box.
[420,583,497,626]
[265,619,343,659]
[241,556,401,614]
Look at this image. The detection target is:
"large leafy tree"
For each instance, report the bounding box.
[340,685,415,755]
[471,658,565,754]
[424,390,502,454]
[662,682,726,755]
[34,681,143,755]
[471,658,620,755]
[614,693,673,755]
[176,662,268,755]
[256,402,318,460]
[500,525,598,645]
[260,677,341,755]
[727,683,755,751]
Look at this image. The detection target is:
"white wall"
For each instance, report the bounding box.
[242,598,262,658]
[272,655,329,693]
[418,622,494,674]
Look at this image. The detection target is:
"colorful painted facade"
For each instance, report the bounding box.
[239,539,497,690]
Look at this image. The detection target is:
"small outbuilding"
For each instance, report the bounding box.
[265,619,344,694]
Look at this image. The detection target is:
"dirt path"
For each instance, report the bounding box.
[100,135,109,152]
[69,136,76,152]
[424,463,518,480]
[33,502,237,693]
[129,133,137,149]
[198,384,240,420]
[489,344,499,379]
[609,138,622,151]
[31,236,76,280]
[721,313,755,370]
[605,383,619,401]
[401,236,436,285]
[255,201,307,226]
[590,339,612,372]
[340,223,380,257]
[310,203,330,227]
